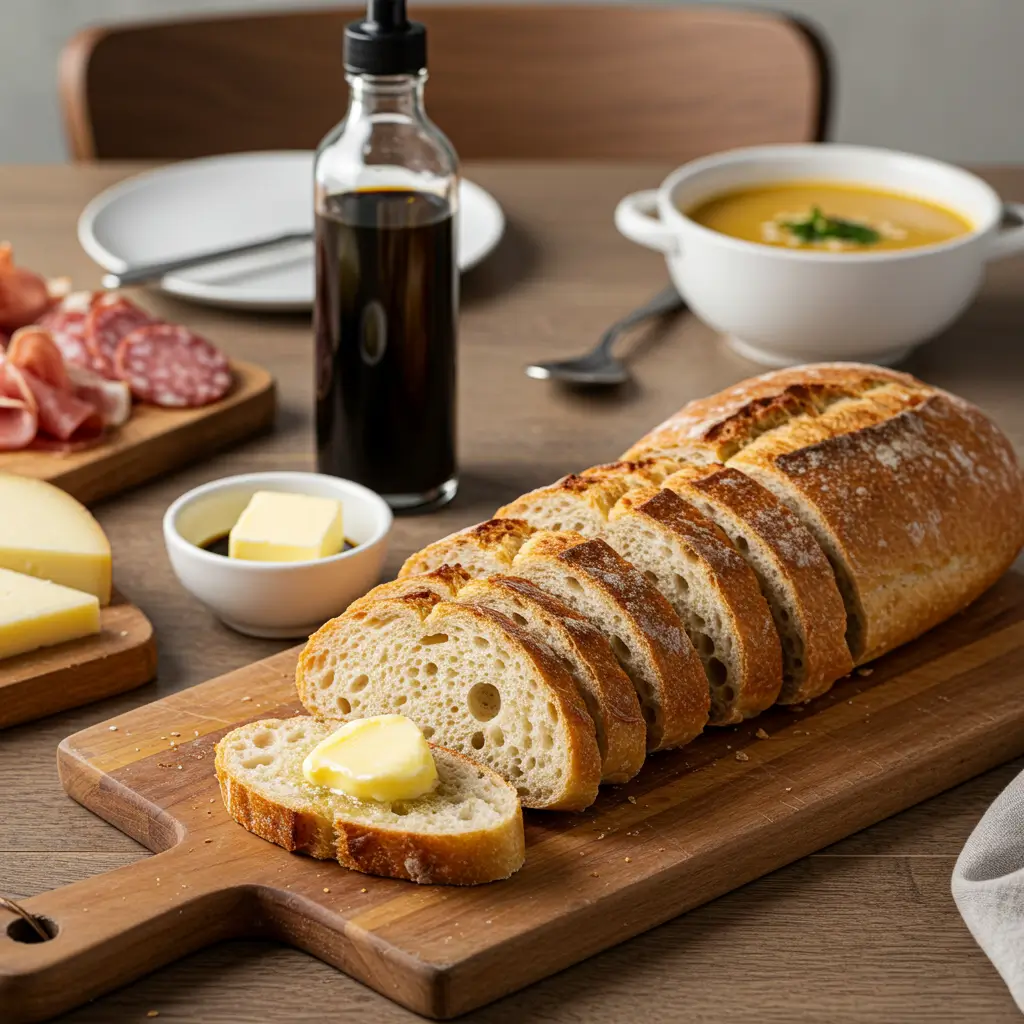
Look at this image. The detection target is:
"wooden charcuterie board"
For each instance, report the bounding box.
[3,569,1024,1022]
[0,591,156,729]
[0,359,275,505]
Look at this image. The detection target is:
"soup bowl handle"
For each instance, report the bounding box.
[615,191,680,255]
[986,202,1024,262]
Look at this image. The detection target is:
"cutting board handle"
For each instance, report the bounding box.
[0,841,245,1024]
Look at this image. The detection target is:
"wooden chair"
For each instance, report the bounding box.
[60,6,829,162]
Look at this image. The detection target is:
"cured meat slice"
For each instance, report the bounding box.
[86,296,155,378]
[115,323,233,408]
[37,308,93,369]
[67,364,132,427]
[19,369,102,442]
[7,327,71,390]
[0,357,38,450]
[0,243,52,332]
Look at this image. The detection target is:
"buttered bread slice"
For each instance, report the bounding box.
[216,717,525,885]
[296,593,602,811]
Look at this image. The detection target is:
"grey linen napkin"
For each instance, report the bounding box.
[953,767,1024,1013]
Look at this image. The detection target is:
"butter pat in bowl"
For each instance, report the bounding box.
[163,472,392,638]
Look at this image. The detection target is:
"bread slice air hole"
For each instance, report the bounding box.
[394,695,407,706]
[471,731,485,749]
[707,658,727,687]
[644,570,658,584]
[241,753,275,769]
[610,635,631,661]
[421,725,435,739]
[251,731,274,749]
[350,674,369,692]
[695,632,715,656]
[733,534,750,553]
[425,662,437,676]
[673,573,690,594]
[336,696,351,714]
[473,636,490,648]
[420,633,449,646]
[468,682,502,721]
[566,576,583,593]
[512,612,528,626]
[316,670,335,690]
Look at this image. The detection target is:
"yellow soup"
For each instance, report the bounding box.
[686,182,973,253]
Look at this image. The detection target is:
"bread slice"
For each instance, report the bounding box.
[400,518,534,579]
[455,575,646,783]
[626,363,1024,663]
[347,564,470,613]
[511,530,709,751]
[216,717,525,885]
[296,593,602,811]
[661,465,853,703]
[495,459,676,539]
[604,486,782,724]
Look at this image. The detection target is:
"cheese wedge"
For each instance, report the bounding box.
[0,567,100,660]
[0,474,112,605]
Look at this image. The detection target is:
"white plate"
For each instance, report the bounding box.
[78,151,505,311]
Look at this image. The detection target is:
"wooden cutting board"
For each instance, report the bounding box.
[4,569,1024,1023]
[0,359,275,505]
[0,591,156,728]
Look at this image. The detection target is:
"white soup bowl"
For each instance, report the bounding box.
[615,144,1024,366]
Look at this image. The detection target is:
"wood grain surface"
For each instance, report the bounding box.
[0,360,275,505]
[61,6,824,162]
[0,592,156,730]
[0,162,1022,1023]
[0,565,1021,1022]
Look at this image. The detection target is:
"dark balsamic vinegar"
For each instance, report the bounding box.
[314,188,457,504]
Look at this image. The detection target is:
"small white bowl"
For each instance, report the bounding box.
[615,143,1024,366]
[163,472,392,638]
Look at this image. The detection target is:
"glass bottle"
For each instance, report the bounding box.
[314,0,459,511]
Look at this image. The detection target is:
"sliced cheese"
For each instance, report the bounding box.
[0,474,112,605]
[302,715,438,802]
[229,490,344,563]
[0,567,100,660]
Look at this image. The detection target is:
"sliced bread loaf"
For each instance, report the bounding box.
[511,530,709,751]
[296,593,602,811]
[626,364,1024,664]
[604,486,782,724]
[661,465,852,703]
[216,717,525,884]
[455,574,646,783]
[400,518,534,579]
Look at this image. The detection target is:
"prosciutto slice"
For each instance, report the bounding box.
[0,356,38,450]
[7,326,71,390]
[67,364,132,427]
[0,243,52,332]
[18,370,101,442]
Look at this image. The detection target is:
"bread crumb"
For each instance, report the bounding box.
[119,630,128,637]
[204,838,213,844]
[785,787,792,792]
[209,798,215,803]
[322,887,331,893]
[755,728,770,740]
[590,871,599,878]
[176,765,183,770]
[735,751,749,762]
[241,696,252,702]
[360,887,367,893]
[147,1013,159,1019]
[624,857,632,863]
[627,795,637,804]
[857,668,874,677]
[170,731,181,737]
[108,725,117,731]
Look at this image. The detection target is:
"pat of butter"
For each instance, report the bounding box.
[229,491,344,563]
[0,567,100,660]
[302,715,438,802]
[0,473,112,605]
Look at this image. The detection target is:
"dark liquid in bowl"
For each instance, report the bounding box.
[198,534,357,558]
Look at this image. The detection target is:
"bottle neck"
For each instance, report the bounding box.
[345,72,427,122]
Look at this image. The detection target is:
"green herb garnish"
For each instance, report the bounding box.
[781,206,881,246]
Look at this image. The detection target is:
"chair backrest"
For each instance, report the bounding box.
[61,5,828,162]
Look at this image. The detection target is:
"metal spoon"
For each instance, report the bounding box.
[100,230,313,289]
[525,284,685,385]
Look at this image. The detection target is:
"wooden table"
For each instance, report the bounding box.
[2,162,1022,1023]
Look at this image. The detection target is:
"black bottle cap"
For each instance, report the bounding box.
[344,0,427,75]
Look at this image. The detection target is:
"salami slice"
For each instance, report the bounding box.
[86,296,154,378]
[37,307,93,369]
[115,323,233,408]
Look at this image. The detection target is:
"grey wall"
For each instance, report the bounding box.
[4,0,1024,164]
